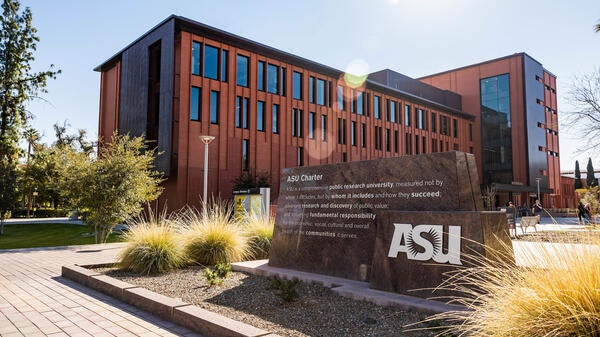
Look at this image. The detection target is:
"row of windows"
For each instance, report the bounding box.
[544,106,557,115]
[190,87,467,143]
[192,41,464,124]
[241,137,304,171]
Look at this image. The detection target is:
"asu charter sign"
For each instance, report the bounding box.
[269,152,512,298]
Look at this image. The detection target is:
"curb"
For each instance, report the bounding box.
[231,260,465,314]
[61,264,280,337]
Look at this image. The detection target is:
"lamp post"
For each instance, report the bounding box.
[536,177,541,202]
[199,135,215,206]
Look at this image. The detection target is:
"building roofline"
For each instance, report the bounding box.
[94,15,472,118]
[418,52,550,80]
[94,15,178,72]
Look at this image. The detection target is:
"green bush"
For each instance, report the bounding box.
[268,276,300,302]
[202,263,231,286]
[118,213,186,275]
[242,213,274,260]
[178,202,249,266]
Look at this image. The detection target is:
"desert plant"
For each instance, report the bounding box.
[118,211,186,275]
[202,263,231,286]
[202,267,224,286]
[178,201,249,265]
[242,212,275,260]
[268,276,301,302]
[418,232,600,336]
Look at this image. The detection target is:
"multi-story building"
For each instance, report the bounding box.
[96,15,562,210]
[419,53,561,208]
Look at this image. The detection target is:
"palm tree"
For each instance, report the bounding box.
[23,127,41,164]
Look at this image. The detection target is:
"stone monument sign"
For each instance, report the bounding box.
[269,152,500,284]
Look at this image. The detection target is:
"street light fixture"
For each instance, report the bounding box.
[536,177,541,202]
[199,135,215,206]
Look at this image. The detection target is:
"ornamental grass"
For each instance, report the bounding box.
[118,210,186,275]
[242,212,275,260]
[420,231,600,337]
[178,201,249,266]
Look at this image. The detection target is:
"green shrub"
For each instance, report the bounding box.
[422,232,600,336]
[118,212,186,275]
[242,213,274,260]
[178,202,248,266]
[202,263,231,286]
[268,276,300,302]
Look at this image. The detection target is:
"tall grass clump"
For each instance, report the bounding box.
[118,210,186,275]
[242,212,275,260]
[421,232,600,336]
[178,200,249,266]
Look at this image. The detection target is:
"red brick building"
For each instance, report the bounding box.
[97,16,563,210]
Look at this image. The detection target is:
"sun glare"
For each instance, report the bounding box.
[343,59,370,88]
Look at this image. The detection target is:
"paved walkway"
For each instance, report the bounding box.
[0,243,203,337]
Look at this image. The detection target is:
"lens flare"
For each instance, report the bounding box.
[343,59,369,89]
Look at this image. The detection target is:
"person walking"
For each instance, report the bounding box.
[506,201,518,238]
[578,201,587,225]
[532,199,543,223]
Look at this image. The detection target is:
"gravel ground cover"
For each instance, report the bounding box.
[103,266,440,337]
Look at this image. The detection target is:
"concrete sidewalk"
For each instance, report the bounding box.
[0,243,202,337]
[2,217,84,225]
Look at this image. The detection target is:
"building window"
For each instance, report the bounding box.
[405,105,411,126]
[192,41,201,76]
[374,95,381,119]
[405,133,412,155]
[235,96,249,129]
[351,121,357,146]
[453,118,458,138]
[309,76,315,103]
[190,86,201,121]
[394,130,399,153]
[293,71,302,100]
[417,108,425,129]
[204,45,219,80]
[374,126,382,150]
[432,139,438,153]
[390,100,397,123]
[257,100,265,131]
[272,104,279,134]
[337,118,347,145]
[356,91,364,115]
[221,50,228,82]
[337,85,345,110]
[280,67,286,96]
[235,96,242,128]
[210,91,219,124]
[267,63,279,94]
[309,112,316,139]
[321,115,327,141]
[422,136,427,154]
[316,78,326,105]
[415,134,420,154]
[361,123,366,148]
[431,113,437,133]
[469,123,473,141]
[441,116,448,135]
[242,139,249,171]
[236,55,249,87]
[298,147,304,166]
[257,61,265,91]
[386,129,391,152]
[292,108,303,137]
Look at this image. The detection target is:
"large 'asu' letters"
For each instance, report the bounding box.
[387,224,462,265]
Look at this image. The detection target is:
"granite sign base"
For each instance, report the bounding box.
[370,210,513,298]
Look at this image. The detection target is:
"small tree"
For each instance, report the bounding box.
[574,160,583,189]
[60,133,163,243]
[587,157,597,187]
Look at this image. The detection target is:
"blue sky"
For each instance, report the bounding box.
[21,0,600,170]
